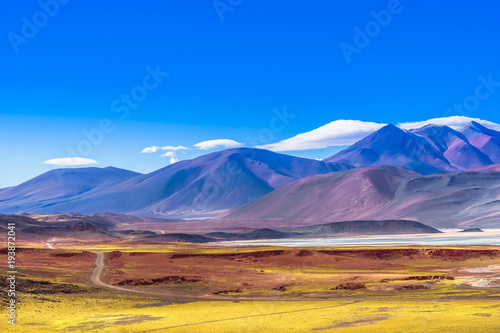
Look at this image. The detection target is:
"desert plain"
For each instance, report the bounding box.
[4,239,500,333]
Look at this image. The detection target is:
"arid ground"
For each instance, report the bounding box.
[4,241,500,332]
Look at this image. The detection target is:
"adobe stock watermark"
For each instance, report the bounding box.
[213,0,243,21]
[7,0,71,54]
[52,65,169,177]
[444,74,499,117]
[339,0,411,64]
[6,222,17,326]
[189,107,296,212]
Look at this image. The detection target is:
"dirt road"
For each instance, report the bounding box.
[88,250,172,296]
[88,250,291,300]
[87,250,500,302]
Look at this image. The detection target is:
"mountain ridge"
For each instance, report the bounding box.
[222,165,500,228]
[326,122,500,174]
[2,121,500,225]
[0,148,352,218]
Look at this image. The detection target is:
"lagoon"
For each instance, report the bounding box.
[218,229,500,247]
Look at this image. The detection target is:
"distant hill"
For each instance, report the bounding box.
[145,233,216,243]
[0,214,118,241]
[29,212,117,229]
[0,167,141,214]
[0,214,46,230]
[3,212,441,243]
[0,148,351,218]
[223,165,418,223]
[222,165,500,228]
[459,228,484,233]
[290,220,441,235]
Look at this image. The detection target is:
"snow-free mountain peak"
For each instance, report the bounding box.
[325,124,456,174]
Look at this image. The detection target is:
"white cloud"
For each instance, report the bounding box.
[194,139,243,150]
[142,145,189,154]
[140,117,500,156]
[256,116,500,152]
[160,151,175,157]
[257,120,386,152]
[398,116,500,131]
[141,146,160,153]
[161,145,189,151]
[44,157,98,166]
[160,151,180,164]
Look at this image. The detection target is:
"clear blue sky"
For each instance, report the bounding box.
[1,0,500,187]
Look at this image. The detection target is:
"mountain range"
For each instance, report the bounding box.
[0,148,350,218]
[1,121,500,228]
[1,213,440,243]
[326,121,500,174]
[222,165,500,228]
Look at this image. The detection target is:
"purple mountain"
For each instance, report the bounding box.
[0,148,352,218]
[0,167,141,214]
[222,165,419,224]
[325,124,458,174]
[460,121,500,164]
[3,122,500,221]
[222,165,500,228]
[326,122,500,174]
[410,124,493,169]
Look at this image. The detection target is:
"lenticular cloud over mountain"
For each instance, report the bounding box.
[194,139,243,150]
[257,119,386,151]
[43,157,99,166]
[258,116,500,152]
[398,116,500,131]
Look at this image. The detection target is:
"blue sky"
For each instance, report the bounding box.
[1,0,500,188]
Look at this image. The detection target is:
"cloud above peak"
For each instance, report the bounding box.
[398,116,500,131]
[194,139,243,150]
[141,139,243,163]
[257,116,500,152]
[44,157,98,166]
[138,116,500,156]
[257,120,386,152]
[141,145,189,165]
